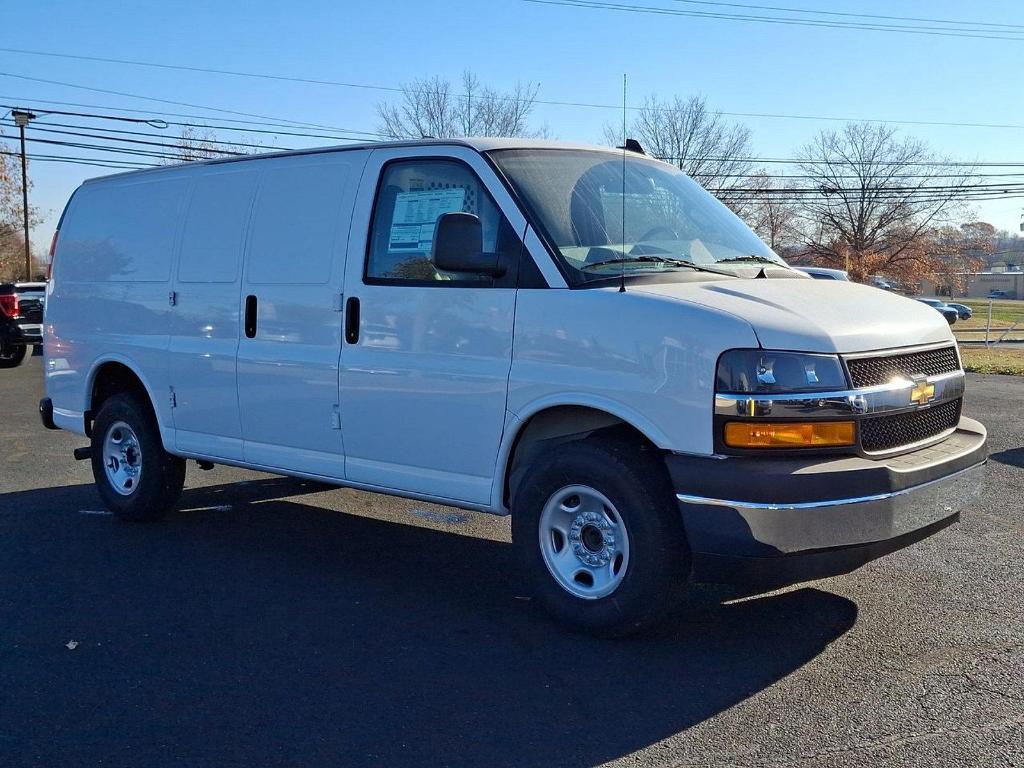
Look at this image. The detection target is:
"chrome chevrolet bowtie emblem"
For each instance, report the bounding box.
[910,379,936,406]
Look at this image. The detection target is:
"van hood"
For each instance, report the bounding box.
[632,278,954,354]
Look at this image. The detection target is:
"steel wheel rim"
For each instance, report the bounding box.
[102,420,142,496]
[538,484,630,600]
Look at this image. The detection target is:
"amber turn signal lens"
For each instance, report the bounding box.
[724,421,856,448]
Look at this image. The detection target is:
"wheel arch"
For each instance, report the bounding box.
[85,356,165,441]
[497,399,668,512]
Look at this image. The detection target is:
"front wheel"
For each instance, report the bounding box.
[90,392,186,521]
[0,342,27,368]
[511,437,690,637]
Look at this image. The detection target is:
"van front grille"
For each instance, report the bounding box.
[846,346,960,389]
[860,398,962,453]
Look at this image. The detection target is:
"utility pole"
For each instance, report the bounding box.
[12,109,36,281]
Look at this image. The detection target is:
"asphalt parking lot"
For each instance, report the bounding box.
[1,353,1022,768]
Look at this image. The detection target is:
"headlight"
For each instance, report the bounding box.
[715,349,847,394]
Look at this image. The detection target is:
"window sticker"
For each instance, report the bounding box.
[388,188,466,253]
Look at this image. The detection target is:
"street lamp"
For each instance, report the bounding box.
[11,109,36,281]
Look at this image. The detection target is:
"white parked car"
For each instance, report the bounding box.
[40,139,987,635]
[795,266,850,281]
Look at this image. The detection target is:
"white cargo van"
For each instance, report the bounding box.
[40,139,986,635]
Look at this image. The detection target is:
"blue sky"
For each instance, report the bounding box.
[5,0,1024,253]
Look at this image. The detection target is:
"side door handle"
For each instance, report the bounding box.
[344,297,360,344]
[244,294,258,339]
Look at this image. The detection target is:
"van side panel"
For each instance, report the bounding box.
[45,173,191,435]
[168,166,259,461]
[235,151,367,478]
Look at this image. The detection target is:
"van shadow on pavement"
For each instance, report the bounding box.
[0,478,857,767]
[990,447,1024,468]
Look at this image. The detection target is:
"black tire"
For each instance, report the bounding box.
[90,392,186,521]
[511,436,690,637]
[0,342,27,368]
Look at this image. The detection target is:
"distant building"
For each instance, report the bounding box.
[920,268,1023,299]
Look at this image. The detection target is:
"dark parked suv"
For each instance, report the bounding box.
[0,282,45,367]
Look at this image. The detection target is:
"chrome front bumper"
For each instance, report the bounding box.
[668,416,987,585]
[678,461,984,554]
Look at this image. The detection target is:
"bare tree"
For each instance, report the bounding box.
[606,94,754,208]
[377,71,543,139]
[796,123,972,282]
[160,127,244,164]
[743,172,801,251]
[928,221,993,296]
[0,138,42,281]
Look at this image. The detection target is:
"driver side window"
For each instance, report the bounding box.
[365,159,519,285]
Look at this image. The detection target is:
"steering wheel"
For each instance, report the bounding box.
[637,225,678,242]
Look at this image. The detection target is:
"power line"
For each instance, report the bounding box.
[13,136,1021,200]
[0,148,155,169]
[522,0,1024,42]
[0,95,382,137]
[8,48,1024,132]
[721,184,1024,195]
[703,111,1024,132]
[22,116,1024,180]
[655,155,1024,168]
[24,125,246,155]
[3,90,1022,206]
[716,171,1024,180]
[4,151,1022,206]
[0,71,363,132]
[8,104,1024,175]
[718,186,1024,196]
[11,114,1024,182]
[20,125,1024,192]
[30,121,294,152]
[0,48,405,94]
[718,183,1024,196]
[26,123,1024,174]
[18,136,203,161]
[664,0,1024,31]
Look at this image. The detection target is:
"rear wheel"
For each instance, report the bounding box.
[512,436,690,637]
[90,392,186,521]
[0,342,26,368]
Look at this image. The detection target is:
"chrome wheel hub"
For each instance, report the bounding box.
[539,485,630,600]
[570,512,616,567]
[102,420,142,496]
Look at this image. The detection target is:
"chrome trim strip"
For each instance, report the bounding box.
[714,370,964,418]
[840,341,959,361]
[675,461,985,512]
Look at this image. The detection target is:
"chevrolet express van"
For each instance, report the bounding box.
[40,139,987,635]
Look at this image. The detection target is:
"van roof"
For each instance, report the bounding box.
[80,137,630,184]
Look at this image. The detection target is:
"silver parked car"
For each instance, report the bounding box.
[916,298,959,325]
[945,302,973,320]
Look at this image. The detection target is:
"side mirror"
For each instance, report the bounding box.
[432,212,506,277]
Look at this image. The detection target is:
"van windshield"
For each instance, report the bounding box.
[489,148,786,284]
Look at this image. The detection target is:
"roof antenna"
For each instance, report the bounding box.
[619,73,627,294]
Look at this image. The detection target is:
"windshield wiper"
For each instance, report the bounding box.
[715,255,787,266]
[581,255,734,278]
